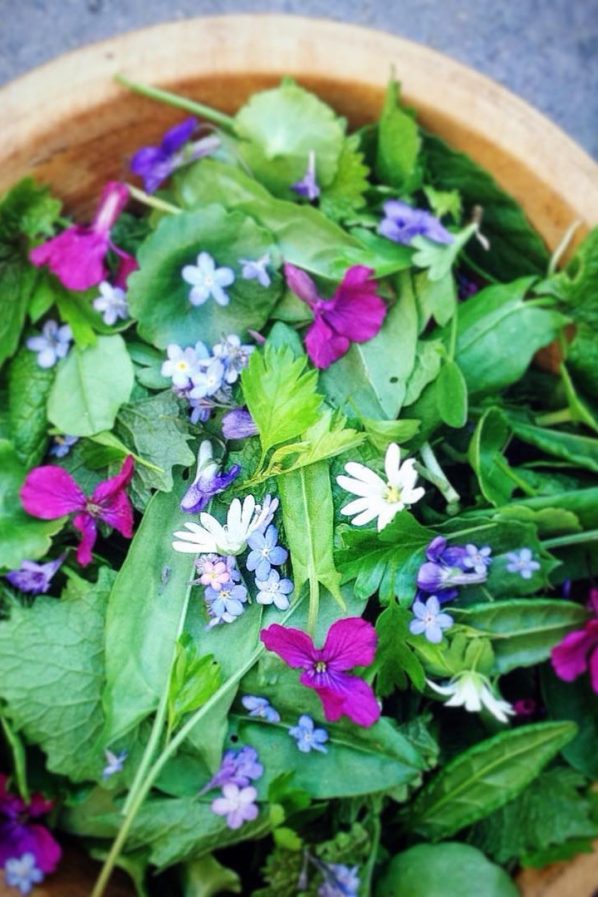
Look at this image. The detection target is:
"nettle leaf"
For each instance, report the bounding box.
[320,134,370,223]
[454,599,588,673]
[410,721,577,840]
[468,407,514,506]
[336,512,433,605]
[8,346,54,467]
[47,334,134,437]
[241,344,321,454]
[374,600,426,693]
[436,359,468,428]
[376,78,422,192]
[128,205,282,349]
[541,667,598,779]
[0,568,115,782]
[0,439,64,570]
[234,79,345,198]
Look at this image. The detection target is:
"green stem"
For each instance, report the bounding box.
[126,184,181,215]
[447,305,458,362]
[115,75,236,132]
[419,442,461,513]
[548,220,581,275]
[535,408,573,427]
[542,529,598,550]
[461,251,499,284]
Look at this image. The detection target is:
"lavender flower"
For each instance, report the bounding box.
[255,569,294,611]
[189,357,227,400]
[378,199,453,246]
[417,537,489,595]
[130,118,220,193]
[289,715,328,753]
[92,281,129,325]
[182,252,235,307]
[212,334,255,385]
[3,853,44,896]
[222,408,259,440]
[409,596,454,643]
[292,150,320,201]
[211,784,258,830]
[240,253,272,288]
[241,695,281,723]
[102,749,127,779]
[318,863,360,897]
[202,745,263,793]
[462,544,493,576]
[4,557,64,595]
[180,440,240,514]
[161,343,207,389]
[506,548,541,579]
[26,320,72,368]
[246,525,288,580]
[205,583,249,626]
[48,434,78,458]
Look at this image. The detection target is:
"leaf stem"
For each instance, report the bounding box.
[126,184,181,215]
[535,408,572,427]
[419,442,461,514]
[541,529,598,550]
[547,220,581,275]
[115,75,236,132]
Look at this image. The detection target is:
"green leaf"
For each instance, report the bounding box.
[413,269,457,330]
[167,635,222,736]
[362,417,420,452]
[410,721,577,839]
[376,78,422,192]
[8,346,54,467]
[374,600,426,693]
[468,407,514,506]
[0,439,64,570]
[319,134,370,223]
[0,249,40,369]
[436,359,468,428]
[47,334,134,437]
[234,80,345,198]
[241,345,321,455]
[262,410,365,481]
[376,843,518,897]
[0,568,115,781]
[54,286,97,349]
[181,855,241,897]
[454,599,588,673]
[128,205,282,349]
[0,177,61,241]
[509,417,598,474]
[403,339,444,406]
[423,185,463,223]
[541,667,598,779]
[411,223,476,281]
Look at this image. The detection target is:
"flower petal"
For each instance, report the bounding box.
[260,624,314,668]
[324,266,387,343]
[91,456,134,505]
[20,466,86,519]
[323,617,377,670]
[305,315,350,369]
[72,513,98,566]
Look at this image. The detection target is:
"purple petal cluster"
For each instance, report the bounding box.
[4,556,64,596]
[131,118,220,193]
[180,441,240,514]
[204,745,262,831]
[416,536,491,599]
[0,775,61,879]
[378,199,453,246]
[221,407,259,440]
[292,150,320,201]
[317,862,360,897]
[241,695,281,723]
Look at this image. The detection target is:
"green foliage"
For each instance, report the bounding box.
[410,721,577,840]
[8,346,54,466]
[47,334,134,436]
[509,417,598,474]
[411,222,476,281]
[167,635,222,736]
[181,855,241,897]
[541,667,598,779]
[403,339,444,406]
[374,600,426,693]
[413,269,457,329]
[468,407,514,506]
[423,185,462,222]
[436,359,468,428]
[376,78,422,192]
[0,177,61,242]
[0,568,115,781]
[319,134,370,223]
[362,417,420,452]
[0,250,39,369]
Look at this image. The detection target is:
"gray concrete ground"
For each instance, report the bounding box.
[0,0,596,158]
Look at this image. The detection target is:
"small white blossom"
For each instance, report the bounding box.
[161,343,204,388]
[173,494,279,556]
[92,281,129,325]
[239,253,272,288]
[427,671,515,723]
[26,320,72,368]
[337,443,425,531]
[182,251,235,307]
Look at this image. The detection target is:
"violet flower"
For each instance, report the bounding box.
[48,435,78,458]
[292,150,320,201]
[4,556,64,595]
[30,181,129,291]
[0,775,61,878]
[285,263,387,369]
[261,617,380,727]
[201,745,263,793]
[551,589,598,694]
[378,199,453,246]
[130,118,219,193]
[180,440,240,514]
[416,536,489,596]
[20,456,135,566]
[222,408,258,440]
[211,784,258,830]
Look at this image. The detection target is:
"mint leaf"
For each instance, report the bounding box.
[376,79,422,192]
[8,346,54,467]
[320,134,370,223]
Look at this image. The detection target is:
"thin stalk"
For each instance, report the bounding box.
[126,184,181,215]
[461,251,499,284]
[115,75,236,132]
[542,530,598,551]
[535,408,572,427]
[419,442,461,513]
[548,220,581,275]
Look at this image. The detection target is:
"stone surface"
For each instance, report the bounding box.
[0,0,596,158]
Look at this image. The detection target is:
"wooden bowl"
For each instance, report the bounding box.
[1,14,597,897]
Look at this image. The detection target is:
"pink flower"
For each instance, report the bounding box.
[0,774,61,875]
[551,589,598,693]
[284,263,387,369]
[20,457,135,566]
[114,252,139,289]
[30,181,129,291]
[260,617,380,727]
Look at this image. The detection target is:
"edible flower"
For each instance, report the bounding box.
[254,569,294,611]
[182,251,235,307]
[240,253,272,288]
[212,335,255,384]
[102,749,127,780]
[172,494,278,556]
[130,117,219,193]
[211,784,258,831]
[161,342,209,389]
[222,408,259,440]
[551,588,598,694]
[427,671,515,723]
[241,695,281,723]
[246,524,288,580]
[318,863,360,897]
[92,281,129,325]
[4,853,44,895]
[289,715,329,754]
[180,440,240,514]
[378,199,453,246]
[337,442,425,531]
[285,263,387,369]
[20,457,135,566]
[260,617,380,727]
[26,320,72,369]
[48,435,79,458]
[0,774,61,882]
[292,150,320,201]
[4,556,64,595]
[30,181,129,291]
[506,547,541,580]
[205,582,249,627]
[409,595,454,643]
[202,745,263,793]
[416,536,490,596]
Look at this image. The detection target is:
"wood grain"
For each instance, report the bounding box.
[0,14,597,897]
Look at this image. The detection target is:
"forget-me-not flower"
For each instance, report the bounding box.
[92,281,129,325]
[49,434,79,458]
[3,853,44,896]
[212,334,255,384]
[289,714,329,753]
[161,343,205,389]
[240,253,272,288]
[246,525,288,580]
[506,548,541,580]
[462,544,493,576]
[255,569,294,610]
[189,357,226,399]
[211,783,258,830]
[102,749,127,779]
[26,320,72,369]
[205,583,248,626]
[241,695,281,723]
[409,595,454,644]
[182,251,235,307]
[292,150,320,201]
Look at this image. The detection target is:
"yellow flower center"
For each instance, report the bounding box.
[314,661,327,673]
[385,485,402,503]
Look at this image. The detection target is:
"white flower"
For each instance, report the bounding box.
[173,494,279,556]
[92,281,129,325]
[182,251,235,307]
[239,253,272,288]
[427,671,515,723]
[161,344,202,388]
[336,443,425,531]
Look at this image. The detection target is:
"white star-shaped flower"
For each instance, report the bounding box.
[182,251,235,307]
[427,671,515,723]
[336,443,425,531]
[172,494,278,556]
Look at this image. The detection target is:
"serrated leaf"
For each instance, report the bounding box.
[375,601,426,693]
[320,134,370,223]
[8,346,54,467]
[411,222,476,281]
[0,177,61,242]
[265,410,365,479]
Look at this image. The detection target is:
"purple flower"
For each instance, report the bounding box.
[182,252,235,307]
[211,783,258,830]
[457,272,480,299]
[212,335,254,384]
[506,548,541,580]
[241,695,281,723]
[130,118,220,193]
[240,253,272,288]
[102,749,127,780]
[318,863,360,897]
[289,715,329,754]
[551,589,598,694]
[202,746,263,793]
[409,596,454,644]
[462,544,493,576]
[0,775,61,877]
[292,150,320,201]
[4,853,44,895]
[26,320,72,369]
[222,408,259,440]
[513,698,538,718]
[4,556,64,595]
[48,435,78,458]
[379,200,453,246]
[417,537,489,595]
[246,525,288,580]
[180,440,240,514]
[255,569,294,611]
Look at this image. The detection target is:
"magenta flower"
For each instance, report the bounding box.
[284,264,387,369]
[0,774,61,876]
[29,181,129,291]
[260,617,380,727]
[551,589,598,693]
[20,456,135,566]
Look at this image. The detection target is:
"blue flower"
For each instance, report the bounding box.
[102,749,127,779]
[506,548,541,580]
[241,695,281,723]
[409,595,454,643]
[201,745,263,793]
[462,544,493,576]
[212,334,255,385]
[180,440,240,514]
[289,715,328,753]
[3,853,44,895]
[378,199,453,246]
[26,320,72,369]
[92,281,129,325]
[318,863,360,897]
[4,556,64,595]
[246,525,288,580]
[292,150,320,201]
[205,583,248,626]
[222,407,258,440]
[161,342,208,389]
[189,357,226,399]
[254,569,294,611]
[182,251,235,307]
[48,434,79,458]
[240,253,272,288]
